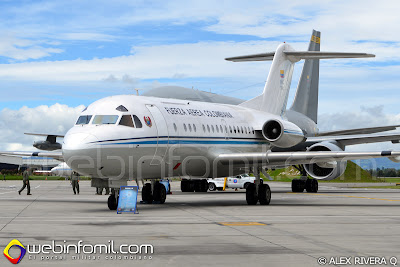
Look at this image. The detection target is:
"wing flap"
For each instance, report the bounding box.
[308,133,400,146]
[217,150,400,167]
[317,125,400,136]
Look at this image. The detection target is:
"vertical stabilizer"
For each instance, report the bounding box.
[238,43,298,116]
[290,30,321,123]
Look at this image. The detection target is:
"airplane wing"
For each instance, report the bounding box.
[0,151,64,161]
[317,125,400,136]
[217,150,400,167]
[307,133,400,146]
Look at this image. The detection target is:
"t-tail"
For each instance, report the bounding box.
[226,30,374,119]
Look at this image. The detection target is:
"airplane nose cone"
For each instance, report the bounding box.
[63,132,98,150]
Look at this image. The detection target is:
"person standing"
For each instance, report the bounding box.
[18,169,31,195]
[71,171,80,195]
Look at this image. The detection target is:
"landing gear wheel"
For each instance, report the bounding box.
[306,179,318,193]
[244,182,250,189]
[208,183,216,191]
[292,179,306,193]
[108,194,118,210]
[181,180,195,192]
[258,184,271,205]
[142,183,153,203]
[153,182,167,204]
[246,183,258,205]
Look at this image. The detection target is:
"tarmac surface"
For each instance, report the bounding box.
[1,180,400,267]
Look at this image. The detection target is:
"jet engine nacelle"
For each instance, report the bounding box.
[262,119,305,148]
[304,142,347,180]
[33,141,62,151]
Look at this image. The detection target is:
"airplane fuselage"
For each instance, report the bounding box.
[62,94,314,180]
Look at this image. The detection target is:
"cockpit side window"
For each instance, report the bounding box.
[119,115,134,127]
[93,115,119,125]
[116,105,128,112]
[76,115,92,125]
[132,115,142,128]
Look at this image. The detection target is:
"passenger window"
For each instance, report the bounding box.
[93,115,119,125]
[119,115,134,127]
[241,126,244,134]
[76,115,92,125]
[193,124,196,132]
[133,115,142,128]
[202,124,206,132]
[173,123,177,132]
[220,125,223,133]
[229,126,232,133]
[207,125,210,132]
[216,125,219,133]
[188,124,192,132]
[234,126,237,134]
[184,124,187,132]
[225,126,228,133]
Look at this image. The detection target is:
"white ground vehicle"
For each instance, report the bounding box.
[207,174,263,191]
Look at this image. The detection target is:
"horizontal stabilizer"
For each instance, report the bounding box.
[225,52,275,62]
[25,133,64,138]
[226,51,375,62]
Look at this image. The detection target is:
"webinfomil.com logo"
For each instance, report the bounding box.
[3,239,26,264]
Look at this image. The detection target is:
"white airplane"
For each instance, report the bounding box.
[3,30,400,210]
[50,162,73,177]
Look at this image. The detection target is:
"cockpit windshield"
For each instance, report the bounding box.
[76,115,92,125]
[93,115,119,125]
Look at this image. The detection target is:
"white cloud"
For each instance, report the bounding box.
[0,104,84,151]
[0,35,63,61]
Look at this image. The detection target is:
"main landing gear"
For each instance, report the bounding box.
[181,179,208,192]
[142,181,167,204]
[246,169,271,205]
[292,166,318,193]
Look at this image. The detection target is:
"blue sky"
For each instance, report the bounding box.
[1,0,400,151]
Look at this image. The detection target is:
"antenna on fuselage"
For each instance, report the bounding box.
[134,88,142,96]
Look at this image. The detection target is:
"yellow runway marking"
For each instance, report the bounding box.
[218,222,266,226]
[288,192,400,202]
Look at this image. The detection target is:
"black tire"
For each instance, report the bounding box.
[107,195,118,210]
[305,179,312,192]
[258,184,271,205]
[181,180,188,192]
[306,179,318,193]
[310,179,318,193]
[208,182,216,191]
[153,183,166,204]
[292,179,305,193]
[201,180,208,192]
[246,183,258,205]
[244,182,251,189]
[142,183,153,203]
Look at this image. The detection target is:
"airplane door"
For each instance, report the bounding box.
[145,104,169,165]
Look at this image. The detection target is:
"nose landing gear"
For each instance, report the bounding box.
[246,169,271,205]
